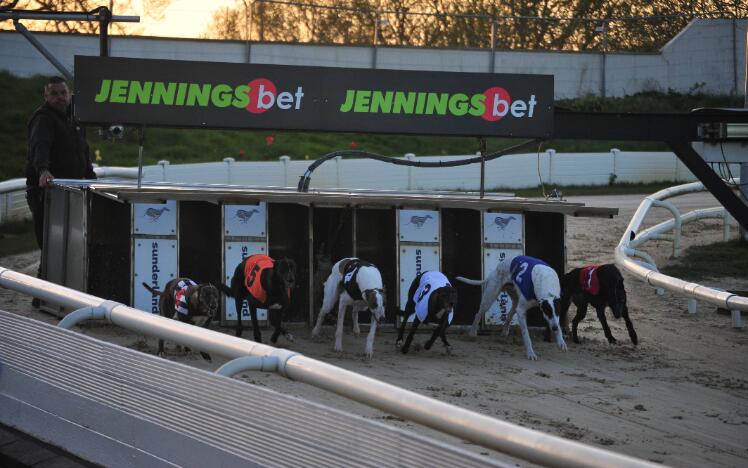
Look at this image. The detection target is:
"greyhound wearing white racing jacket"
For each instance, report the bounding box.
[457,255,567,360]
[312,258,386,359]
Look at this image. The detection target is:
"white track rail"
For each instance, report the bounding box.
[0,266,659,468]
[615,180,748,327]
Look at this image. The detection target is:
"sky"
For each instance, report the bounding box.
[125,0,239,39]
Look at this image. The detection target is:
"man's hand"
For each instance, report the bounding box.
[38,169,54,188]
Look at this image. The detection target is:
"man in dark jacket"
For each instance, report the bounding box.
[26,76,96,301]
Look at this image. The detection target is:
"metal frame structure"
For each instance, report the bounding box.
[0,7,140,80]
[553,108,748,231]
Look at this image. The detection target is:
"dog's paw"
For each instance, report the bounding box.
[285,333,295,343]
[558,341,568,352]
[395,339,403,350]
[527,351,539,360]
[333,343,343,353]
[158,351,167,358]
[311,326,321,336]
[364,347,374,360]
[444,345,453,355]
[607,336,617,345]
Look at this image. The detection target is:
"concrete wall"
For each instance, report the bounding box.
[1,19,744,98]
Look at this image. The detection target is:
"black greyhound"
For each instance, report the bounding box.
[396,271,458,354]
[559,263,637,345]
[220,254,296,344]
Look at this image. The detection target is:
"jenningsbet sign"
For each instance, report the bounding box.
[74,56,553,138]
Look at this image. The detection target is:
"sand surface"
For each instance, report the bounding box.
[1,192,746,467]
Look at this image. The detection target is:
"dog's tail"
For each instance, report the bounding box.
[455,276,485,286]
[142,282,163,296]
[217,283,234,298]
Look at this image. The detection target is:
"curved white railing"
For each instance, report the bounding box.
[0,167,139,222]
[615,180,748,327]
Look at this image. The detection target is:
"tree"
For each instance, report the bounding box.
[201,0,744,51]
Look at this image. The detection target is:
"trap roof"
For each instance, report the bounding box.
[53,180,618,218]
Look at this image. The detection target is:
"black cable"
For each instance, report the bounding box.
[719,141,742,188]
[297,138,541,192]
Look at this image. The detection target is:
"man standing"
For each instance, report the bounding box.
[26,76,97,304]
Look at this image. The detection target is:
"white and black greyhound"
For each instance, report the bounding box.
[457,255,567,360]
[312,258,386,359]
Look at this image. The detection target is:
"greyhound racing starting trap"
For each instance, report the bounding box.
[42,180,616,329]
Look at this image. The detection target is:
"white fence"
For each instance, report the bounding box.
[132,150,716,190]
[3,149,740,223]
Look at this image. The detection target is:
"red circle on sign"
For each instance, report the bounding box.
[482,86,511,121]
[246,78,276,114]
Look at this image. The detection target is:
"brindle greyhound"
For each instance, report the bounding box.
[142,278,219,360]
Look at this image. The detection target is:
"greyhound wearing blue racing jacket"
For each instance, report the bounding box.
[457,255,567,360]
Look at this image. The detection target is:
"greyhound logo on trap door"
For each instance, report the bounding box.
[234,208,259,224]
[144,207,170,222]
[494,215,516,230]
[409,214,433,229]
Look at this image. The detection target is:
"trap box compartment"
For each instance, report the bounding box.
[132,201,178,313]
[222,202,269,324]
[44,181,615,331]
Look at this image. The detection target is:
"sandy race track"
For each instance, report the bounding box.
[1,192,747,467]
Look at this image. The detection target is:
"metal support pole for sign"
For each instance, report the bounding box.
[489,20,496,73]
[137,127,145,190]
[246,0,254,63]
[98,7,112,57]
[11,20,73,82]
[479,137,487,199]
[743,25,748,241]
[372,13,380,69]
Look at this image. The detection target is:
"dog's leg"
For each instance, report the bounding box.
[334,297,349,352]
[401,317,421,354]
[199,316,213,361]
[439,319,452,354]
[395,310,409,350]
[250,306,262,343]
[502,299,518,338]
[560,293,572,336]
[352,307,361,338]
[424,324,441,351]
[571,299,588,344]
[364,312,377,359]
[622,306,638,345]
[516,304,538,360]
[470,273,504,337]
[269,307,282,344]
[595,305,616,344]
[157,338,166,358]
[234,296,244,338]
[501,284,519,337]
[312,279,342,336]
